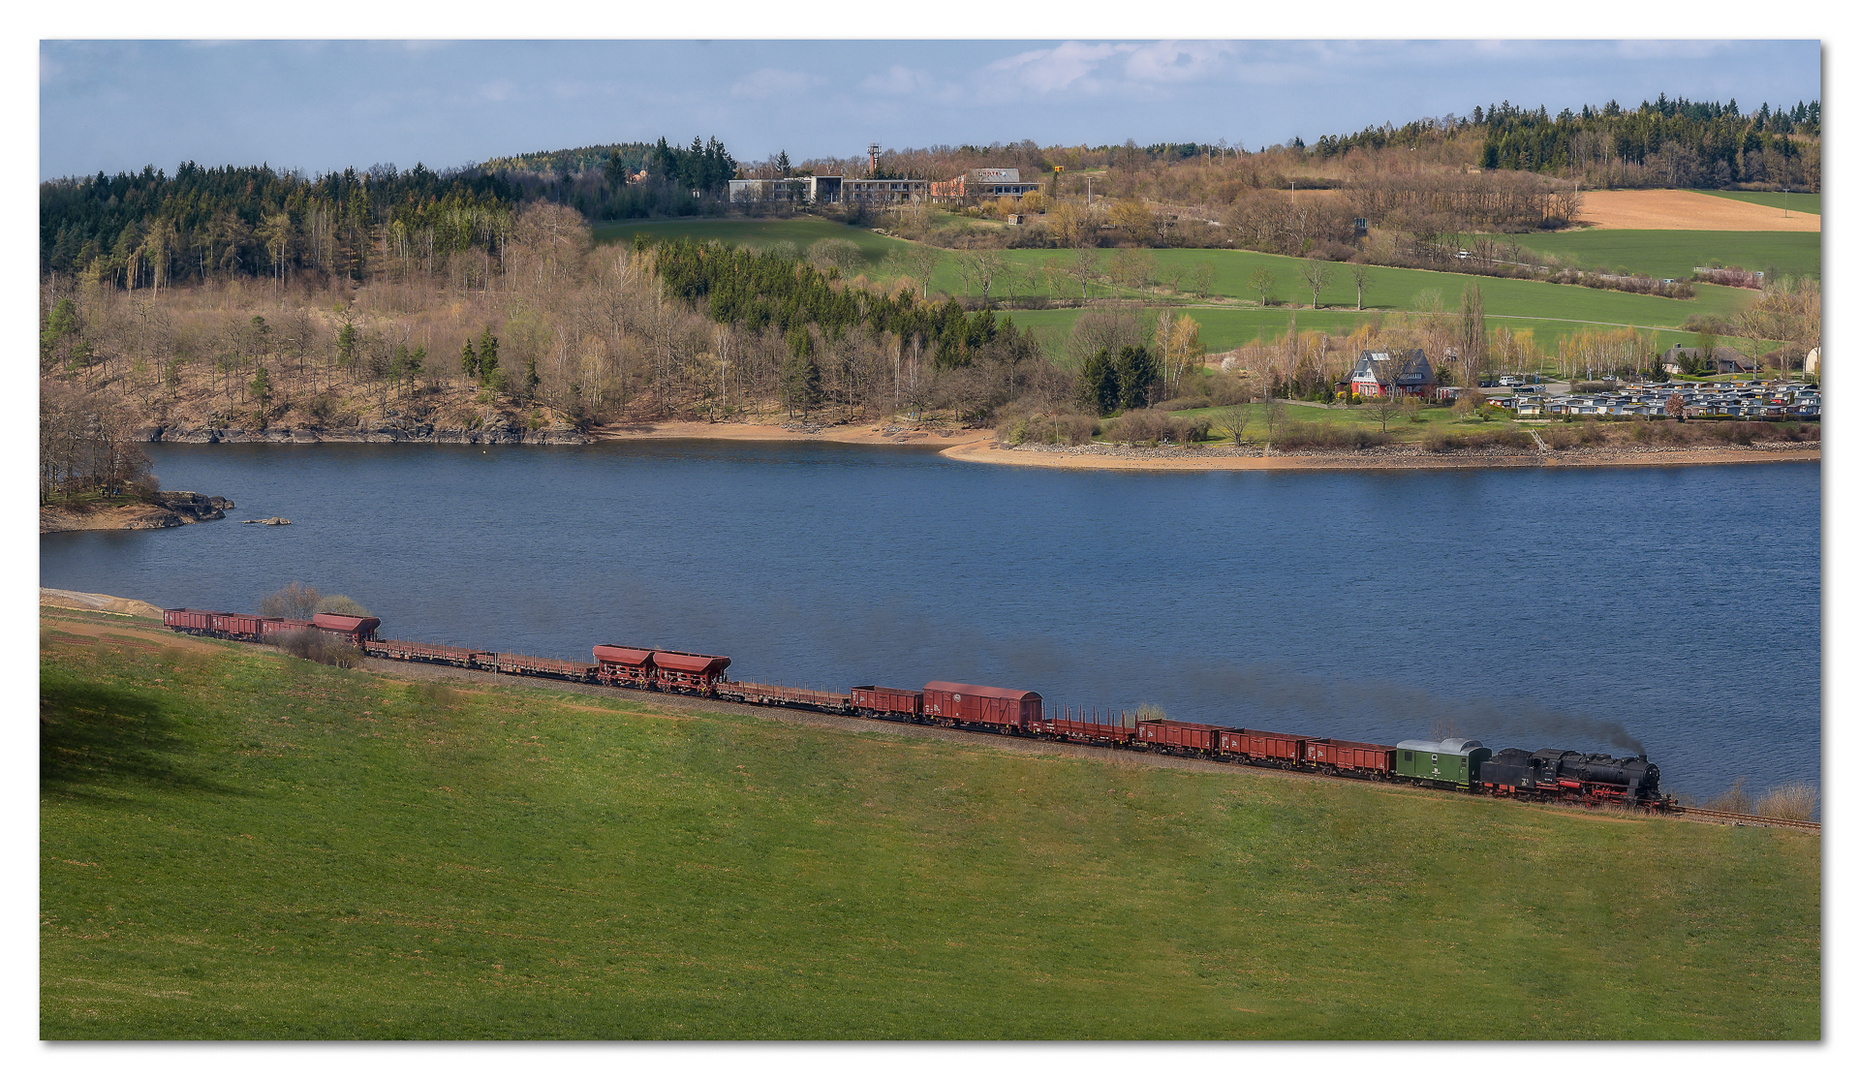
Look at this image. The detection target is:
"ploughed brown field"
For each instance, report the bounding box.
[1573,189,1818,231]
[1296,186,1815,231]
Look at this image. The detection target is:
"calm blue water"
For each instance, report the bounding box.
[41,441,1821,800]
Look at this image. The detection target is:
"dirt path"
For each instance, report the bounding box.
[39,589,167,619]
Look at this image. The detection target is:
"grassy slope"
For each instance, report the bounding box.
[1694,189,1822,217]
[1496,230,1820,282]
[41,611,1820,1040]
[593,217,1763,354]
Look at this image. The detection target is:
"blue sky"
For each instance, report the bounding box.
[37,36,1824,182]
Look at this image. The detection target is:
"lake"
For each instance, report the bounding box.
[41,440,1822,802]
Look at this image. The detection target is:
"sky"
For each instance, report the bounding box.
[35,35,1826,182]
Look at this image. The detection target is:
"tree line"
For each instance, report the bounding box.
[39,135,745,290]
[1474,96,1818,189]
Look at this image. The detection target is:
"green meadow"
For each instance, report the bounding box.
[594,216,914,265]
[595,216,1783,354]
[1696,189,1822,217]
[1494,229,1820,282]
[42,610,1820,1039]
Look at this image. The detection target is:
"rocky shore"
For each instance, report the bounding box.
[40,490,235,535]
[144,415,589,445]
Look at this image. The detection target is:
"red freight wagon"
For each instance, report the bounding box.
[592,644,654,684]
[209,612,264,640]
[258,616,313,639]
[723,681,851,711]
[367,639,484,666]
[1137,719,1223,754]
[311,612,381,644]
[649,650,731,691]
[1305,738,1397,776]
[1032,714,1134,746]
[922,681,1042,731]
[164,608,218,633]
[851,685,923,717]
[1220,728,1307,766]
[494,653,594,680]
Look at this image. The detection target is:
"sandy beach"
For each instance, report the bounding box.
[585,418,1818,472]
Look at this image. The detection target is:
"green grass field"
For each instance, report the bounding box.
[1492,230,1820,283]
[594,217,916,266]
[1695,189,1822,217]
[41,610,1820,1039]
[595,216,1775,354]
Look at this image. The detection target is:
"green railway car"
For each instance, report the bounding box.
[1395,737,1493,788]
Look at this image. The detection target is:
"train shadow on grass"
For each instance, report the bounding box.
[40,681,241,802]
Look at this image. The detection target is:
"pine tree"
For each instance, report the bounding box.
[477,330,499,385]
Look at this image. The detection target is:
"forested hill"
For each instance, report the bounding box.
[1311,96,1820,191]
[40,137,741,284]
[39,162,518,284]
[482,135,735,189]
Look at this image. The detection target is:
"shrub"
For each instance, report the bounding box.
[1103,409,1208,445]
[1273,422,1391,451]
[270,627,363,668]
[1705,777,1753,816]
[316,594,373,617]
[1755,782,1818,821]
[259,581,322,619]
[997,412,1098,446]
[1422,429,1535,452]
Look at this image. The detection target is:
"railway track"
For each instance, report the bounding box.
[1673,804,1820,833]
[134,609,1818,830]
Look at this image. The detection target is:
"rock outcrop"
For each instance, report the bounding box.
[40,491,234,535]
[145,415,589,445]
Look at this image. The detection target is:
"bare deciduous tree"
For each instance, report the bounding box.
[1301,258,1333,309]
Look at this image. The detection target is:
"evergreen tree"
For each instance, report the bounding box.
[477,330,500,385]
[1113,345,1159,411]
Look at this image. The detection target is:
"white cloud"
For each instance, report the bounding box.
[1121,40,1233,84]
[986,41,1127,95]
[730,68,826,99]
[477,79,517,104]
[860,65,933,96]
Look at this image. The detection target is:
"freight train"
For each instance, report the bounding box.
[161,607,1671,810]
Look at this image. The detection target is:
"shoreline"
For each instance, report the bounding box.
[39,423,1821,537]
[584,420,1820,472]
[940,440,1821,472]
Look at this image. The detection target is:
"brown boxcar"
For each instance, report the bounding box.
[851,685,924,717]
[922,681,1042,730]
[1305,738,1397,776]
[649,650,731,691]
[1137,719,1224,754]
[1220,728,1307,766]
[592,644,654,684]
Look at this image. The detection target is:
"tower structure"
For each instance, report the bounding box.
[867,142,881,176]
